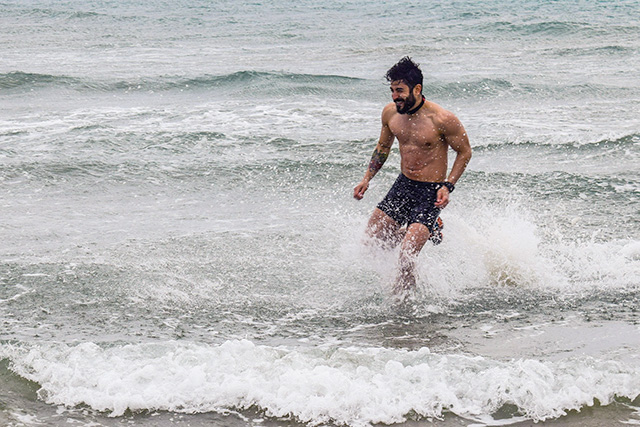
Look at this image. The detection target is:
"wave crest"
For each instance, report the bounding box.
[3,340,640,425]
[0,70,364,95]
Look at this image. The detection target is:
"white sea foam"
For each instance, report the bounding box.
[621,241,640,261]
[414,201,565,295]
[413,196,640,296]
[3,340,640,426]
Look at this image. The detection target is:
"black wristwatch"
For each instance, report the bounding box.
[442,181,455,193]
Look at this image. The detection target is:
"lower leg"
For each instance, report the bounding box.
[394,223,432,292]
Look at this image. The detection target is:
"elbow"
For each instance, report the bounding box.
[463,147,472,164]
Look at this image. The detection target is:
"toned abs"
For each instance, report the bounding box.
[385,102,449,182]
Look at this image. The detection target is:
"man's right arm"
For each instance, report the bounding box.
[353,105,395,200]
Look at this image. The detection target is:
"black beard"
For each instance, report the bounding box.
[395,92,417,114]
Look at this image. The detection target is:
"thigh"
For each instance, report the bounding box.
[400,222,432,256]
[366,208,401,242]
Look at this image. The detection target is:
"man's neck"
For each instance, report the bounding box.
[406,95,425,115]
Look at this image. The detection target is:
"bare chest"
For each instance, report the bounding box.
[388,114,443,149]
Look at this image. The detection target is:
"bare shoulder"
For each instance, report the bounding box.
[429,102,463,133]
[381,102,397,124]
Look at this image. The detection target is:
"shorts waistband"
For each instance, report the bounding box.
[399,173,442,188]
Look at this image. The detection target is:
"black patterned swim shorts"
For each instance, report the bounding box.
[377,174,442,233]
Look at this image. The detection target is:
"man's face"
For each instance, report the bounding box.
[390,80,417,114]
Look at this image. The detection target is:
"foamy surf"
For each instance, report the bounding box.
[2,340,639,426]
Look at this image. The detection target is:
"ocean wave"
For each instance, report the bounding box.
[0,72,82,90]
[0,71,365,95]
[425,78,515,98]
[474,133,639,150]
[427,79,634,99]
[2,340,640,425]
[179,70,363,88]
[2,70,633,100]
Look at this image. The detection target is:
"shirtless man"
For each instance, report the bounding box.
[353,57,472,291]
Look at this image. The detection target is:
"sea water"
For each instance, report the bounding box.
[1,0,639,426]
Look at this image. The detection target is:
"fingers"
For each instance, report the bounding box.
[353,182,368,200]
[435,187,449,208]
[435,198,448,208]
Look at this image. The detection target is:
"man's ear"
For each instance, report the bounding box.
[413,83,422,97]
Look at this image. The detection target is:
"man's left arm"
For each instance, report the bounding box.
[435,112,472,208]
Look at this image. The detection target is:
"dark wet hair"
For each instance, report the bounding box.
[385,56,423,92]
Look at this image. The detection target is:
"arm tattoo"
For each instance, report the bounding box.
[368,148,389,175]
